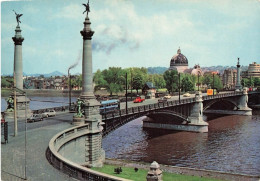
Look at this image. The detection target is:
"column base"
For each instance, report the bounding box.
[72,117,85,126]
[204,109,252,116]
[143,121,208,133]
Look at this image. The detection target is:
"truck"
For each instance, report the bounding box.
[133,96,145,103]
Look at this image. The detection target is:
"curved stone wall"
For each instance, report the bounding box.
[46,124,131,181]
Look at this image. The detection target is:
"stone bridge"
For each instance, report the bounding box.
[102,89,255,134]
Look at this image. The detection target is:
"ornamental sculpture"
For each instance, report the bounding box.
[74,98,84,118]
[6,96,14,112]
[82,0,90,16]
[13,10,23,26]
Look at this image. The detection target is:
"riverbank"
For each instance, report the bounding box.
[104,158,260,181]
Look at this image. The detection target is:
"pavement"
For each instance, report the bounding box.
[1,112,78,181]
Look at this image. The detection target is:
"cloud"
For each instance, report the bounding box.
[52,3,82,20]
[93,24,140,54]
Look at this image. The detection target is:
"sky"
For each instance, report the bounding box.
[1,0,260,75]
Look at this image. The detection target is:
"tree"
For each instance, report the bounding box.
[181,76,194,92]
[153,74,166,89]
[253,77,260,87]
[212,74,223,90]
[102,67,125,95]
[202,75,212,87]
[93,69,106,90]
[163,70,178,93]
[132,73,144,94]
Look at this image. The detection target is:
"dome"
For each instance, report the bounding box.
[170,48,188,67]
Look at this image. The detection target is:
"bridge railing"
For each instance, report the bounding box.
[102,92,244,120]
[202,92,243,100]
[46,124,131,181]
[102,97,196,120]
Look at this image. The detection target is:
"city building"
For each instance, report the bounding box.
[184,64,204,76]
[242,62,260,78]
[169,47,188,73]
[222,69,237,90]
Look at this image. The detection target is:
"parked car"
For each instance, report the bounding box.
[42,110,56,118]
[164,94,172,99]
[183,93,191,97]
[158,97,167,103]
[133,97,145,103]
[27,114,43,123]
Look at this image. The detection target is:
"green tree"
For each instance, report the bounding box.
[102,67,125,95]
[253,77,260,87]
[163,70,179,93]
[202,75,212,87]
[153,74,166,89]
[132,73,144,94]
[181,76,194,92]
[93,69,106,90]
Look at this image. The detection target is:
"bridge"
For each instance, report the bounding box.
[102,89,253,134]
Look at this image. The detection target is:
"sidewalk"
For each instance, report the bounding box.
[1,120,76,181]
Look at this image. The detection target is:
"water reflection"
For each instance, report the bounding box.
[103,113,260,175]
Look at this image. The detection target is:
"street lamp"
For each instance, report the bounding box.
[68,69,72,111]
[197,73,200,91]
[178,73,181,103]
[125,72,128,114]
[213,73,215,96]
[14,87,28,180]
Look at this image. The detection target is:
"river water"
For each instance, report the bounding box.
[1,97,77,112]
[103,112,260,176]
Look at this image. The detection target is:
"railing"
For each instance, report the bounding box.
[102,97,196,120]
[47,124,131,181]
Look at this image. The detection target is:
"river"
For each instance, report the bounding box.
[103,111,260,176]
[1,97,77,112]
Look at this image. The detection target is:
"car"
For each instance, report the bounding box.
[42,110,56,118]
[164,94,172,99]
[183,93,191,97]
[158,97,167,103]
[27,114,43,123]
[133,97,145,103]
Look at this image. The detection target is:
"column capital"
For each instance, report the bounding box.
[80,17,94,40]
[13,25,24,45]
[12,37,24,45]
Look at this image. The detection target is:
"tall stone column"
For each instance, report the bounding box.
[235,58,242,91]
[12,25,24,89]
[72,12,105,167]
[5,25,31,119]
[188,91,208,132]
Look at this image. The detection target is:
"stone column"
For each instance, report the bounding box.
[235,58,242,91]
[12,25,24,90]
[188,91,208,132]
[72,15,105,167]
[5,25,31,119]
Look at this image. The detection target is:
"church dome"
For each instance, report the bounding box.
[170,48,188,67]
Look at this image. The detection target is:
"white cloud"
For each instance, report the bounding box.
[52,3,82,20]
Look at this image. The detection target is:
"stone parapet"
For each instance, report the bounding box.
[47,124,131,181]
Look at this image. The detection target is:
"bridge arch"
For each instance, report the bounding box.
[203,99,238,111]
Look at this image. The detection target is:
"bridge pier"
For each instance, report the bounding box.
[187,91,208,133]
[236,87,252,115]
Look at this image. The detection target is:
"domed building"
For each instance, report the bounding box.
[169,47,189,73]
[190,64,203,76]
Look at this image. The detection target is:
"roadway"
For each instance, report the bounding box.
[119,92,207,109]
[1,112,77,181]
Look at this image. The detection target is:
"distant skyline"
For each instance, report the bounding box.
[1,0,260,75]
